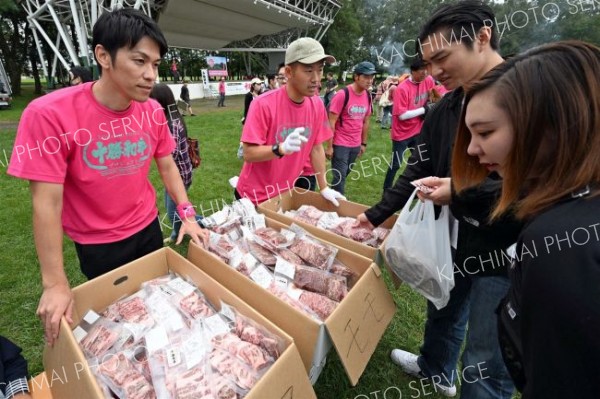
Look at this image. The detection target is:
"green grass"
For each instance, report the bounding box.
[0,83,476,399]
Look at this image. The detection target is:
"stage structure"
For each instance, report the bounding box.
[19,0,341,85]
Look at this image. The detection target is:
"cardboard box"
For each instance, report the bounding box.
[37,248,316,399]
[30,373,53,399]
[257,189,397,265]
[257,189,404,288]
[187,218,396,386]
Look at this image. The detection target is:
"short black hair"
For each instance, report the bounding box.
[70,66,93,83]
[410,58,426,71]
[417,0,498,54]
[92,8,168,67]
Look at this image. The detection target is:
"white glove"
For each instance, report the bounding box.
[280,128,308,154]
[321,187,346,207]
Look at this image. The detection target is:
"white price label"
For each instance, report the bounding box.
[274,275,289,290]
[182,336,207,369]
[220,302,236,322]
[83,310,101,325]
[205,314,230,337]
[145,326,170,354]
[250,265,274,288]
[73,326,87,343]
[166,347,182,368]
[275,258,296,280]
[168,277,196,297]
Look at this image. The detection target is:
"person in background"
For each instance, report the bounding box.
[8,8,208,346]
[264,74,277,92]
[275,63,287,87]
[179,79,195,116]
[453,40,600,399]
[170,59,179,82]
[380,75,399,129]
[235,37,344,206]
[326,61,376,195]
[217,76,226,107]
[374,76,391,123]
[150,83,199,245]
[0,336,31,399]
[69,66,93,85]
[382,58,436,190]
[323,72,338,109]
[242,77,263,124]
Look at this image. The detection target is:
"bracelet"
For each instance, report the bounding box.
[176,201,197,221]
[361,142,367,147]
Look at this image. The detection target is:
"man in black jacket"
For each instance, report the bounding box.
[356,2,518,398]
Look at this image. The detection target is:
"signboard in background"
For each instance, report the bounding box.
[206,56,228,77]
[201,69,209,86]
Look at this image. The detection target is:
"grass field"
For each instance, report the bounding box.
[0,83,476,399]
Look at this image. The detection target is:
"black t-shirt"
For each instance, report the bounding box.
[505,193,600,398]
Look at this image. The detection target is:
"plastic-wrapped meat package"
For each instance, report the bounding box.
[211,333,273,371]
[115,292,155,327]
[329,258,357,282]
[230,251,259,278]
[246,240,276,267]
[266,282,320,321]
[293,205,324,226]
[293,265,348,302]
[209,348,258,392]
[222,304,284,359]
[288,235,337,271]
[275,247,306,266]
[330,217,376,244]
[74,311,122,358]
[98,352,156,399]
[208,233,237,263]
[373,226,390,245]
[213,216,242,242]
[180,290,216,321]
[292,288,339,321]
[253,227,294,249]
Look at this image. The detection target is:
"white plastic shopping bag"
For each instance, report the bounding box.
[384,189,454,309]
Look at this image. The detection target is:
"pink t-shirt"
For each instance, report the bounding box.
[8,82,175,244]
[329,86,371,147]
[218,81,226,94]
[236,87,332,204]
[391,76,435,141]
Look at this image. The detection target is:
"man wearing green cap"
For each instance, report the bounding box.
[325,61,376,195]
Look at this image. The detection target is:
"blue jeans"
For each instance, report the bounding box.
[381,106,393,128]
[383,137,417,190]
[330,144,361,195]
[418,272,470,388]
[460,276,514,399]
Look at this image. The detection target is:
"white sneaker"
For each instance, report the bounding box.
[390,349,457,397]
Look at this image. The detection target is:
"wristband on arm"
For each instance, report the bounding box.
[176,201,197,221]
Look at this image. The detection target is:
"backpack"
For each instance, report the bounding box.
[338,86,372,127]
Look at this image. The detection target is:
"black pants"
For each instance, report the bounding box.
[294,174,317,191]
[75,217,163,280]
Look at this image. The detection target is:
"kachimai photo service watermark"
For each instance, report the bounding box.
[375,0,600,63]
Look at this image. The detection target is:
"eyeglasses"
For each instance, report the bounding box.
[276,75,287,81]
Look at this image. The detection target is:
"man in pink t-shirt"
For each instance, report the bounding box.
[383,58,436,189]
[325,61,375,195]
[235,37,345,206]
[217,77,226,107]
[7,9,208,346]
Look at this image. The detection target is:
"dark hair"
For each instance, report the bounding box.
[92,8,168,67]
[452,40,600,220]
[70,66,93,83]
[277,63,285,72]
[410,58,426,71]
[417,0,498,54]
[150,83,188,137]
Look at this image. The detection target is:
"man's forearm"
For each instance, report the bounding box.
[242,143,281,162]
[310,145,328,190]
[30,183,68,289]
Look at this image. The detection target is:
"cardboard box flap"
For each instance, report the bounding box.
[325,264,396,386]
[250,346,317,399]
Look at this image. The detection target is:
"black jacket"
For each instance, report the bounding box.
[450,174,523,277]
[365,87,464,226]
[0,336,29,396]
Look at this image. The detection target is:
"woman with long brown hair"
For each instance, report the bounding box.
[452,40,600,398]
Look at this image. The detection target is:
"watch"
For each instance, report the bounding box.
[272,144,284,158]
[361,142,367,147]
